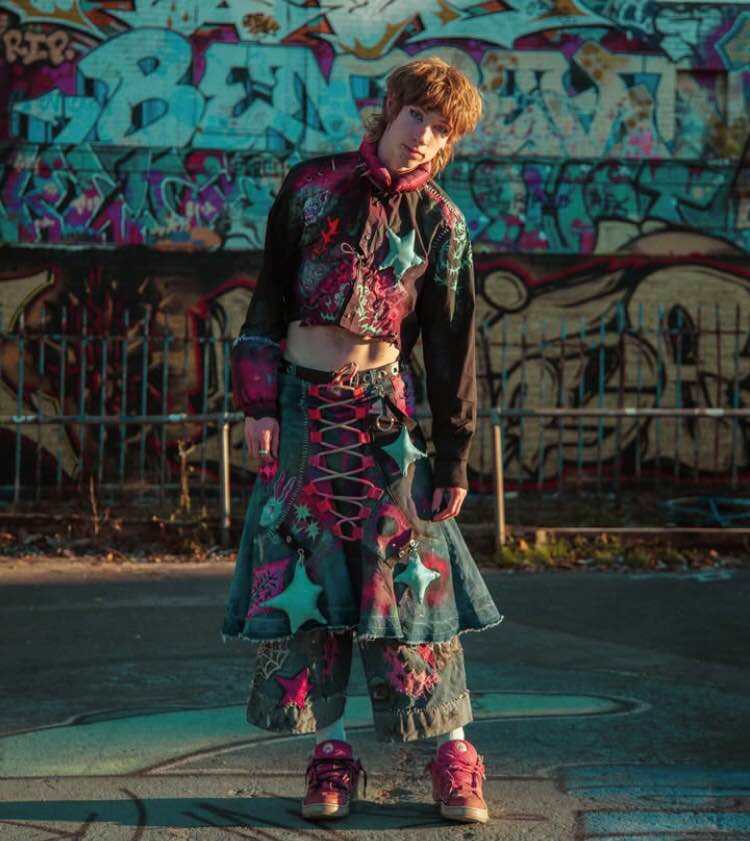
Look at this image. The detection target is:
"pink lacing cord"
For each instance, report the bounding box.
[304,362,384,541]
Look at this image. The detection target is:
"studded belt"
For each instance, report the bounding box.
[280,357,403,387]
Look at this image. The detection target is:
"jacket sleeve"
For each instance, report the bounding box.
[231,168,301,419]
[416,215,477,490]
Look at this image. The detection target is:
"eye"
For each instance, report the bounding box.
[409,107,423,121]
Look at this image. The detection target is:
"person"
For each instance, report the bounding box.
[222,56,503,824]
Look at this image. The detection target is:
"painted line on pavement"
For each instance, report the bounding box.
[0,691,636,777]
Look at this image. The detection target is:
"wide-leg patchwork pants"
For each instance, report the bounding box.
[246,627,473,742]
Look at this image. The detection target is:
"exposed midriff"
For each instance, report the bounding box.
[283,320,401,372]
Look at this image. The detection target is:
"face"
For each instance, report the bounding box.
[377,98,453,174]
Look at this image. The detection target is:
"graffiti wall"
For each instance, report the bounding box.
[475,232,750,487]
[1,0,750,492]
[1,0,749,251]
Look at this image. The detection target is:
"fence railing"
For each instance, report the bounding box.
[476,301,750,493]
[3,301,750,535]
[6,407,750,549]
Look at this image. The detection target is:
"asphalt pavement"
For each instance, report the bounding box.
[0,558,749,840]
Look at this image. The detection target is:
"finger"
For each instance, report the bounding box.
[431,488,444,516]
[433,501,455,520]
[434,488,461,520]
[253,434,263,462]
[456,491,466,517]
[445,497,461,519]
[245,420,258,460]
[258,428,272,460]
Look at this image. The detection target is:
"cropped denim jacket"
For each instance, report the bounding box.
[231,137,477,489]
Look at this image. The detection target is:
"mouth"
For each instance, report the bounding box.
[403,144,422,158]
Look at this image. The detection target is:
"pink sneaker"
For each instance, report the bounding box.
[302,740,367,820]
[425,739,489,823]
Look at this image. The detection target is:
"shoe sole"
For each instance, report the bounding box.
[440,803,489,823]
[302,801,350,820]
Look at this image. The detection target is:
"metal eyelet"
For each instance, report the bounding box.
[375,415,398,431]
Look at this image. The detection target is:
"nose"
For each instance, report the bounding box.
[413,124,430,146]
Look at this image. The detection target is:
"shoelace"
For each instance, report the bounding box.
[306,756,368,797]
[427,756,486,800]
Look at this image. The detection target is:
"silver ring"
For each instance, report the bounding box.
[259,448,270,456]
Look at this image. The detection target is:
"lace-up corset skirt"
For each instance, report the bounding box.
[222,361,502,645]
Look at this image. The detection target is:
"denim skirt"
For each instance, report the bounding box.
[221,359,503,645]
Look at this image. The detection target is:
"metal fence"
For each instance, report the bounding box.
[1,302,243,507]
[3,300,750,540]
[477,301,750,493]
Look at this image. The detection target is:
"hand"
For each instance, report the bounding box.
[244,416,279,462]
[431,486,467,521]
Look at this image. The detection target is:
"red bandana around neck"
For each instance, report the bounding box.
[358,137,432,193]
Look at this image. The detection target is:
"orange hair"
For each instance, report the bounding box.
[364,56,483,176]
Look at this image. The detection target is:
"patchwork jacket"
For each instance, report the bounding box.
[231,137,477,490]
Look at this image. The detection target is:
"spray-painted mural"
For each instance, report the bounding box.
[1,1,750,493]
[1,1,749,250]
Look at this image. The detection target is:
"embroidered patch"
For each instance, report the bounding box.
[311,216,341,257]
[259,470,297,527]
[394,546,440,605]
[260,554,326,634]
[303,190,332,225]
[379,226,424,282]
[434,217,469,293]
[254,639,290,681]
[382,646,440,699]
[259,496,283,527]
[246,558,289,620]
[275,667,311,710]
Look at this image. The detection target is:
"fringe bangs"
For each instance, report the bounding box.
[363,57,483,176]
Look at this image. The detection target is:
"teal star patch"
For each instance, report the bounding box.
[381,425,427,477]
[261,555,326,634]
[379,226,423,282]
[294,503,311,521]
[307,521,321,540]
[394,547,440,605]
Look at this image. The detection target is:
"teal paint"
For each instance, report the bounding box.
[0,692,626,777]
[582,809,750,833]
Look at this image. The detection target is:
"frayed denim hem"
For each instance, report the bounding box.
[221,613,504,646]
[246,688,349,735]
[372,690,474,743]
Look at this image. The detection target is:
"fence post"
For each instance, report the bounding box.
[219,421,231,546]
[491,409,507,549]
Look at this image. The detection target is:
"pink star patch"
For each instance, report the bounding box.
[275,667,312,710]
